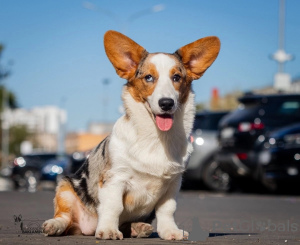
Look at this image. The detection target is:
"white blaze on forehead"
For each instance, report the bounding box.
[150,53,176,75]
[148,53,179,114]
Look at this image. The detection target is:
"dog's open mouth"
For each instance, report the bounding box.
[155,114,174,131]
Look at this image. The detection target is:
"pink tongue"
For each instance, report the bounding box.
[156,115,173,131]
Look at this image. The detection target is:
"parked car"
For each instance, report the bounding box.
[216,94,300,190]
[11,153,73,191]
[184,111,230,191]
[70,151,88,173]
[255,123,300,190]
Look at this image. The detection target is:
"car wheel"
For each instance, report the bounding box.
[202,159,231,192]
[261,177,278,192]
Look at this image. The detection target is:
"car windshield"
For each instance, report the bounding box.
[193,113,226,131]
[226,103,260,120]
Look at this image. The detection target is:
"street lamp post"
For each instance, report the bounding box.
[122,4,165,33]
[83,2,165,33]
[57,97,67,154]
[270,0,294,91]
[102,78,110,123]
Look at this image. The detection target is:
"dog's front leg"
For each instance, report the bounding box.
[95,182,124,240]
[156,176,189,240]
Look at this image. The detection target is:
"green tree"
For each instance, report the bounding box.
[0,44,4,59]
[0,44,10,81]
[196,102,207,112]
[0,44,22,163]
[9,125,31,156]
[0,86,18,110]
[0,44,17,110]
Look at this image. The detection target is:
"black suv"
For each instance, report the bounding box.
[216,94,300,188]
[255,123,300,190]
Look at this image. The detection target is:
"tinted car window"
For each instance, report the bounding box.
[226,104,258,119]
[193,113,226,131]
[277,101,300,115]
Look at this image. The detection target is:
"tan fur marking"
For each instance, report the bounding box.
[178,80,192,105]
[169,67,183,91]
[123,193,135,207]
[127,60,158,103]
[54,181,76,218]
[98,162,112,188]
[53,180,81,235]
[162,55,191,105]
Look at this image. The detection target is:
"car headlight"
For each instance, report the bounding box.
[284,133,300,145]
[14,157,26,167]
[43,165,63,175]
[51,165,63,174]
[195,137,204,146]
[258,150,271,165]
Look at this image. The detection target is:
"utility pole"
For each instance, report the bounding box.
[57,98,67,154]
[271,0,294,91]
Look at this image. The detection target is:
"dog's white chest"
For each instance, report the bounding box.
[110,113,188,178]
[120,174,168,223]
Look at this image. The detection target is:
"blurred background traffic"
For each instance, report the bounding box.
[0,0,300,193]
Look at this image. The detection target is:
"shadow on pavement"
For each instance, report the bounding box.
[209,233,259,237]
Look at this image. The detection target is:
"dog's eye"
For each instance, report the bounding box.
[173,74,181,82]
[145,75,154,82]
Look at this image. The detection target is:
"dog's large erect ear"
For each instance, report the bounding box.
[104,30,147,80]
[176,36,220,81]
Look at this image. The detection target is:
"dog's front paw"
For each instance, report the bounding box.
[95,227,123,240]
[158,229,189,240]
[42,219,66,236]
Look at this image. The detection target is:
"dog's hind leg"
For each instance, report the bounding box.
[42,179,79,236]
[131,222,154,238]
[120,222,154,238]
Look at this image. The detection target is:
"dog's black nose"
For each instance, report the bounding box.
[159,98,175,111]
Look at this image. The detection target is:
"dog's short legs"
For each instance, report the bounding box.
[43,180,76,236]
[156,198,189,240]
[156,177,189,240]
[95,183,124,240]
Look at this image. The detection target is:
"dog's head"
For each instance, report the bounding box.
[104,30,220,131]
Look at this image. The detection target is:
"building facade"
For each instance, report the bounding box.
[4,106,67,153]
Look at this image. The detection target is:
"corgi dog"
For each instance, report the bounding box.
[42,30,220,240]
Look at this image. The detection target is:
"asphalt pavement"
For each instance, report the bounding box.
[0,181,300,244]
